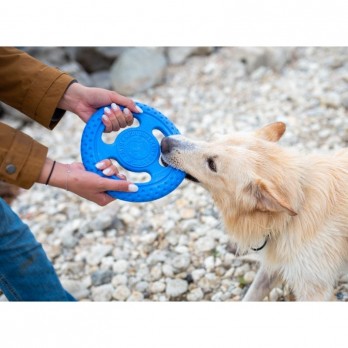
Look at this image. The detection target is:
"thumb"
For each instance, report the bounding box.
[101,177,138,193]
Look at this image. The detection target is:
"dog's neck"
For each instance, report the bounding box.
[215,148,307,252]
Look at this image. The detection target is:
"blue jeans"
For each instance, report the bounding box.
[0,197,76,301]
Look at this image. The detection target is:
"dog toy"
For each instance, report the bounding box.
[81,102,185,202]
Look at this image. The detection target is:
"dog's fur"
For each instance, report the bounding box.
[161,122,348,301]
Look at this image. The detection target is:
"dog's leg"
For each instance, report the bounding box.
[242,266,280,301]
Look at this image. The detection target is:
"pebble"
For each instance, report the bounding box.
[187,288,204,301]
[91,270,113,286]
[243,271,256,284]
[61,279,90,300]
[113,285,131,301]
[269,288,284,301]
[92,284,114,301]
[86,245,113,266]
[195,236,216,252]
[171,254,191,271]
[127,291,144,301]
[166,279,189,298]
[149,281,166,294]
[113,260,129,274]
[191,269,206,282]
[112,274,128,287]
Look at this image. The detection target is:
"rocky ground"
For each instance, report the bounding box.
[1,47,348,301]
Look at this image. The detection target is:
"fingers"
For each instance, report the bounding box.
[111,92,143,114]
[102,104,134,132]
[95,159,127,180]
[101,177,139,193]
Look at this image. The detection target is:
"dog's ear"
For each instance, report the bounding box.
[252,178,297,216]
[254,122,286,142]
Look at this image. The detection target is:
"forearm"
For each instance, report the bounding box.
[37,158,67,189]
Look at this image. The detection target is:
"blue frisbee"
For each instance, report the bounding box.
[80,102,185,202]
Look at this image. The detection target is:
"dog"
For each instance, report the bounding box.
[161,122,348,301]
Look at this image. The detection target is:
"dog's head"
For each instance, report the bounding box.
[161,122,298,217]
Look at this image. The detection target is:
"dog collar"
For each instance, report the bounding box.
[251,235,269,251]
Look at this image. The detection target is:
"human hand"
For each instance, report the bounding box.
[57,83,143,132]
[38,158,138,206]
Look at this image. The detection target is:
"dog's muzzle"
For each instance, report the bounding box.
[160,137,200,183]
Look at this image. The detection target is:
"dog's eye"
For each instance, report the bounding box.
[207,157,217,172]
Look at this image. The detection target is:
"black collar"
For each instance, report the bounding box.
[251,235,269,251]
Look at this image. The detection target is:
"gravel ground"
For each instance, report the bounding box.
[2,47,348,301]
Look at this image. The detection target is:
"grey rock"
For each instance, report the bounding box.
[96,47,129,59]
[231,47,267,73]
[24,47,69,66]
[231,47,292,73]
[162,264,174,277]
[110,47,167,95]
[113,259,129,274]
[166,279,188,298]
[89,214,113,231]
[187,288,204,301]
[127,291,144,301]
[147,250,169,265]
[73,47,114,73]
[90,70,112,90]
[112,274,128,287]
[113,285,131,301]
[265,47,293,72]
[91,270,113,286]
[195,236,216,252]
[135,281,149,292]
[86,245,113,266]
[149,281,166,294]
[61,279,90,300]
[171,253,191,271]
[191,269,205,282]
[60,61,93,86]
[150,264,162,281]
[92,284,114,301]
[167,47,214,65]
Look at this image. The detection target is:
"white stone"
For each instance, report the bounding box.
[92,284,114,301]
[166,279,188,297]
[86,245,113,266]
[187,288,204,301]
[149,281,166,294]
[195,236,216,252]
[113,259,129,274]
[171,254,191,271]
[243,271,256,284]
[113,285,131,301]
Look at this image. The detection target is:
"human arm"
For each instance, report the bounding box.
[37,158,137,206]
[0,47,140,201]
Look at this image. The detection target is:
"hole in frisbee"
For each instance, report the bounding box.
[152,129,166,167]
[110,159,151,183]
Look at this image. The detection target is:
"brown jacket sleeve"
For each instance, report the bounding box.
[0,122,48,189]
[0,47,76,189]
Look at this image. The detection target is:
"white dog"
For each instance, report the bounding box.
[161,122,348,301]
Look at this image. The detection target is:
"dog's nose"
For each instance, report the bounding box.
[160,136,176,154]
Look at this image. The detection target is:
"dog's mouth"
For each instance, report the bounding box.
[160,157,200,183]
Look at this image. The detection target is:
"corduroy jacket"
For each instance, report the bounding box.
[0,47,75,188]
